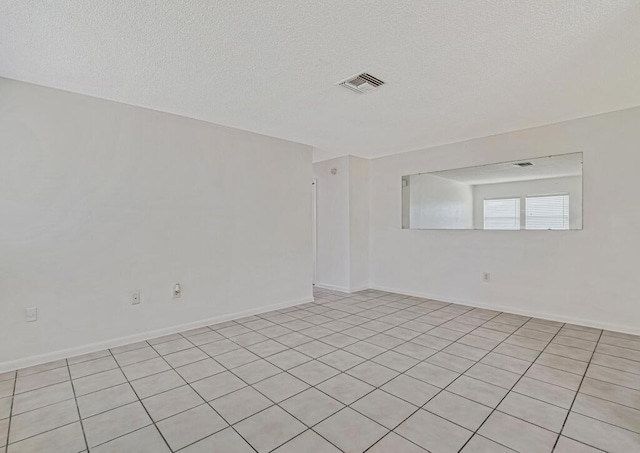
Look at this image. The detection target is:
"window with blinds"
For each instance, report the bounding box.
[483,198,521,230]
[525,194,570,230]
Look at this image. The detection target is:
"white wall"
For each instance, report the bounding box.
[313,156,350,291]
[472,176,582,229]
[348,156,370,291]
[313,155,370,292]
[0,79,313,370]
[408,174,473,229]
[370,106,640,335]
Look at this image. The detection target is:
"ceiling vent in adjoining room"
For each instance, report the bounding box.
[513,162,534,167]
[338,73,385,94]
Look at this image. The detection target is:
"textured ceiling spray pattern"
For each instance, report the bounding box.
[1,1,640,159]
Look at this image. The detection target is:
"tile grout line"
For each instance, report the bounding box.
[65,358,90,452]
[552,329,603,452]
[3,374,16,451]
[453,320,569,452]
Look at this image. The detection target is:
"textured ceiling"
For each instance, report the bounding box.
[2,1,640,161]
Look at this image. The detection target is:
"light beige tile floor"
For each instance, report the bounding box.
[1,287,639,452]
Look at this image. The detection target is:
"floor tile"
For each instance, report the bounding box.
[460,434,516,452]
[425,390,492,431]
[156,404,227,451]
[586,363,640,391]
[0,380,14,399]
[180,427,254,452]
[82,401,152,448]
[562,411,640,453]
[553,435,603,453]
[318,350,364,371]
[396,409,473,453]
[535,352,588,375]
[272,429,341,453]
[525,364,582,391]
[288,361,339,386]
[66,349,111,366]
[11,381,74,415]
[572,393,640,433]
[235,405,305,453]
[77,383,138,418]
[213,349,259,369]
[343,341,387,359]
[314,407,388,453]
[0,397,10,420]
[143,385,203,421]
[478,411,557,453]
[381,374,440,406]
[210,386,272,424]
[266,349,311,370]
[6,421,85,453]
[579,377,640,410]
[163,348,208,368]
[480,352,531,374]
[190,371,246,401]
[393,342,438,360]
[406,361,459,388]
[130,369,186,399]
[295,341,337,358]
[316,373,374,405]
[346,361,399,387]
[17,360,67,378]
[8,399,78,443]
[113,347,159,367]
[72,369,126,396]
[253,372,308,402]
[512,376,575,409]
[232,359,281,385]
[352,389,416,429]
[187,330,224,346]
[175,358,224,383]
[465,363,521,389]
[427,351,476,373]
[497,391,568,432]
[276,332,313,348]
[15,367,70,394]
[121,357,170,381]
[280,388,344,427]
[447,376,508,408]
[368,432,427,452]
[247,340,289,357]
[91,425,170,453]
[199,339,241,357]
[371,351,418,372]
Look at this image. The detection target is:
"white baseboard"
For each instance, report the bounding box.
[314,283,369,294]
[370,285,640,337]
[0,296,313,374]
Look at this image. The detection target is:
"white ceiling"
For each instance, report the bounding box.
[428,152,583,185]
[2,1,640,161]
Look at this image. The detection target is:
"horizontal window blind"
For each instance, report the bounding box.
[484,198,521,230]
[525,194,569,230]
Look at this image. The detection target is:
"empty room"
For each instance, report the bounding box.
[1,1,639,453]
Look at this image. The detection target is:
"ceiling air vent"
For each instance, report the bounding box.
[338,73,385,94]
[513,162,534,167]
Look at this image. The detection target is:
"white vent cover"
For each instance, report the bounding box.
[338,73,385,94]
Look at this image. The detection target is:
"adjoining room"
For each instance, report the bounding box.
[1,2,639,452]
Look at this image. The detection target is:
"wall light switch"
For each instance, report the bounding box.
[131,291,141,305]
[25,307,38,322]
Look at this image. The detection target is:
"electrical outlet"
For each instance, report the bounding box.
[25,307,38,322]
[173,283,182,299]
[483,272,491,282]
[131,291,141,305]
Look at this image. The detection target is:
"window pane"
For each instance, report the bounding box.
[484,198,520,230]
[525,194,569,230]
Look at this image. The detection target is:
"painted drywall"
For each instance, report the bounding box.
[312,155,370,292]
[0,79,313,370]
[407,174,473,229]
[348,156,370,291]
[370,106,640,334]
[472,176,583,229]
[313,156,350,291]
